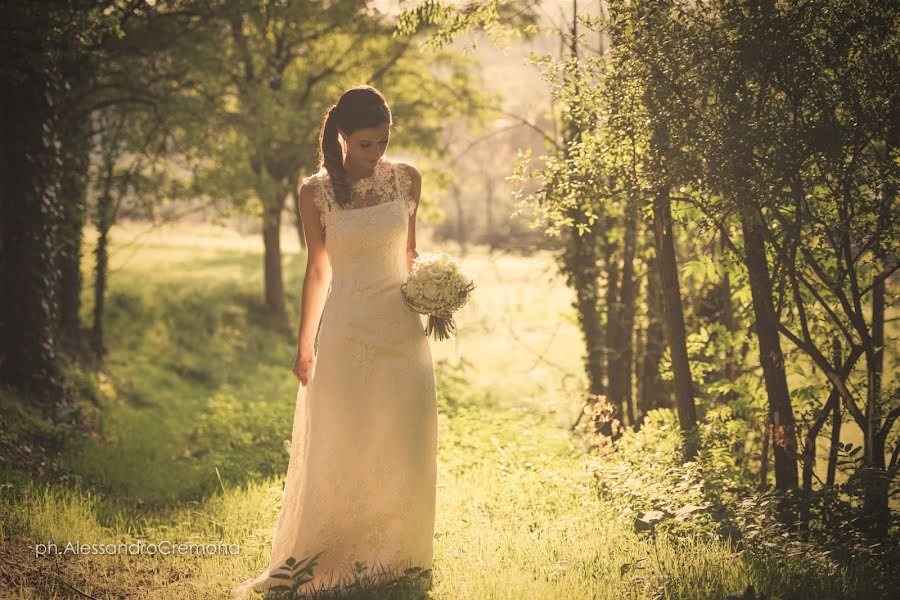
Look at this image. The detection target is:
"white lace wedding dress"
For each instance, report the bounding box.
[233,157,438,599]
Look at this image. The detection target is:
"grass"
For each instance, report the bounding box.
[0,220,892,599]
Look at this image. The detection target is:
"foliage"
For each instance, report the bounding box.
[587,407,899,597]
[728,488,898,597]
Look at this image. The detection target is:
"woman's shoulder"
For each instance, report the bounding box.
[299,169,332,213]
[301,168,327,187]
[387,158,420,179]
[390,160,422,186]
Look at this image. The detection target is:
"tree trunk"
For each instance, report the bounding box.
[827,396,841,487]
[608,198,638,428]
[262,193,289,330]
[635,313,645,429]
[561,206,605,398]
[825,338,843,489]
[0,20,66,409]
[860,121,895,537]
[738,203,797,491]
[605,218,622,417]
[719,231,740,384]
[57,106,91,355]
[652,186,698,446]
[760,412,770,488]
[561,0,607,430]
[640,239,668,415]
[91,182,113,359]
[862,275,888,534]
[619,195,638,427]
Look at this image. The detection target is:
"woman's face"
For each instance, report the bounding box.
[339,122,391,167]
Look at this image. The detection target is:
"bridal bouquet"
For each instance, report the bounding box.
[401,251,475,341]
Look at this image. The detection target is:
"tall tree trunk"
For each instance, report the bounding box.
[262,193,288,330]
[619,195,638,427]
[826,338,842,493]
[719,231,740,384]
[652,186,698,447]
[738,203,797,491]
[827,396,841,487]
[640,238,668,416]
[605,217,622,416]
[760,412,770,488]
[862,274,887,533]
[559,0,607,431]
[57,104,91,355]
[635,311,645,429]
[860,121,895,536]
[91,173,114,359]
[560,0,604,402]
[561,208,605,398]
[608,197,638,428]
[0,13,66,409]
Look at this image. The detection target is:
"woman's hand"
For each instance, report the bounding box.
[293,349,316,386]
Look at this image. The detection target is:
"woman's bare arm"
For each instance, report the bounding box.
[296,182,332,357]
[402,164,450,321]
[404,164,423,273]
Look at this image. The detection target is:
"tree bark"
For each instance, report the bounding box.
[90,168,114,359]
[262,192,289,330]
[738,203,797,491]
[608,195,638,427]
[57,105,91,355]
[862,274,887,533]
[0,14,66,408]
[619,195,638,427]
[640,237,668,415]
[605,217,622,416]
[560,206,605,399]
[652,186,698,446]
[827,338,845,487]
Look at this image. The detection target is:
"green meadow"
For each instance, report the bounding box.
[0,222,890,599]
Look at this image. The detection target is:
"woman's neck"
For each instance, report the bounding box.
[343,155,378,183]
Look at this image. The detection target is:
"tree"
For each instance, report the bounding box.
[167,0,492,330]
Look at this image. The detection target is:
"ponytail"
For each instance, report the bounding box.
[319,105,351,207]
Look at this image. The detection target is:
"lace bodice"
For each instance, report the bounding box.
[299,155,424,353]
[302,157,416,233]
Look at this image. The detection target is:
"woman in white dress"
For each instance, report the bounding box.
[233,85,444,599]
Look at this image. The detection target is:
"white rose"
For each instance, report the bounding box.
[423,281,439,299]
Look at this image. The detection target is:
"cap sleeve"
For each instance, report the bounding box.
[394,162,417,218]
[302,172,331,231]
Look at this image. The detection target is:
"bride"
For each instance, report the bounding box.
[233,85,445,598]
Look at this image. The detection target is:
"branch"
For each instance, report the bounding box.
[889,438,900,479]
[880,406,900,441]
[777,324,867,431]
[861,264,900,297]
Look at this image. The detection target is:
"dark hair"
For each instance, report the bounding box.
[317,85,392,207]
